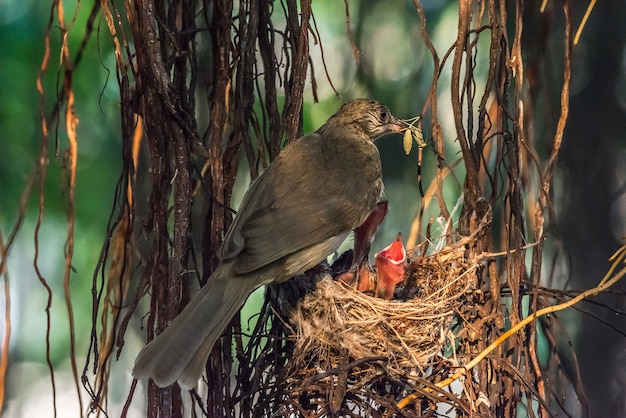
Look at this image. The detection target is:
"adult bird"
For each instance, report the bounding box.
[133,98,405,388]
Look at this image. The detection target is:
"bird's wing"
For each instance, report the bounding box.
[231,195,359,274]
[220,133,379,274]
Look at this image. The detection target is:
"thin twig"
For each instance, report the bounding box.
[397,244,626,409]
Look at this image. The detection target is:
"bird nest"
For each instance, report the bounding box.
[282,242,477,415]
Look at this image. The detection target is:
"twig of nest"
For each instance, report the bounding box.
[284,241,477,414]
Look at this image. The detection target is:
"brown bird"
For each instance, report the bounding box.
[133,99,405,388]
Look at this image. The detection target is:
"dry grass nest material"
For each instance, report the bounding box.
[289,244,476,378]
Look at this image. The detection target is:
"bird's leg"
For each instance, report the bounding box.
[335,201,388,289]
[352,201,389,292]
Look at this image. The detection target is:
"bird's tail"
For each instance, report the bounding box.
[132,263,258,388]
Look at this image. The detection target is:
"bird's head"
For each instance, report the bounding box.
[374,232,407,299]
[322,99,407,141]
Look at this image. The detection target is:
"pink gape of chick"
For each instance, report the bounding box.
[375,233,407,299]
[133,99,406,388]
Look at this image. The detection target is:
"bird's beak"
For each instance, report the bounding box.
[387,117,409,134]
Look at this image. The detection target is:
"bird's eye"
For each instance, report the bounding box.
[379,108,389,122]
